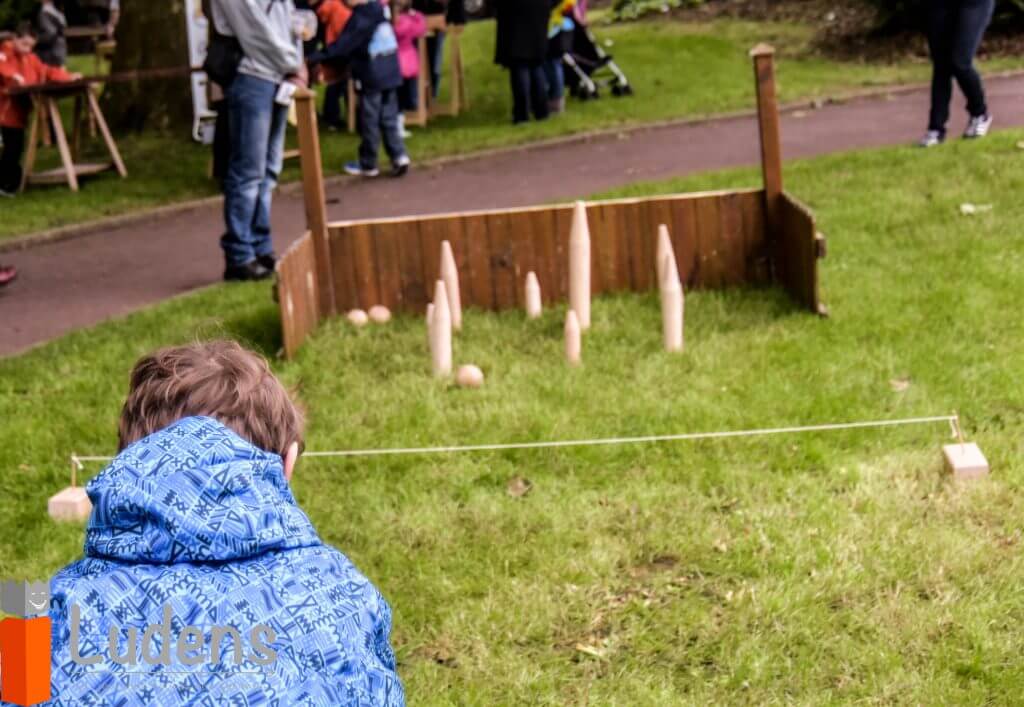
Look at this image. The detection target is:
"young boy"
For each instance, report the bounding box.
[311,0,352,131]
[45,341,405,705]
[308,0,410,178]
[0,22,77,197]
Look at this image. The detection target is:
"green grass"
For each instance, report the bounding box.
[5,16,1024,240]
[4,130,1024,703]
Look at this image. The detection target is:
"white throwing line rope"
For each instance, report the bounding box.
[70,414,961,468]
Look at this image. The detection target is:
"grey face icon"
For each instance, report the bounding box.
[2,580,50,618]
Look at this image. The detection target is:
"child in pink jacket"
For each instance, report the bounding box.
[393,0,426,137]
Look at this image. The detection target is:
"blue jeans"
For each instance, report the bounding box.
[544,58,564,101]
[927,0,995,132]
[508,62,549,124]
[358,89,407,170]
[221,74,288,267]
[426,32,445,99]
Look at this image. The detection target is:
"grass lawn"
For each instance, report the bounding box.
[3,130,1024,703]
[5,16,1024,241]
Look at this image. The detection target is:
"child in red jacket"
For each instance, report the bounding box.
[0,22,78,196]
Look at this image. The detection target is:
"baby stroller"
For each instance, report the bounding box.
[563,23,632,100]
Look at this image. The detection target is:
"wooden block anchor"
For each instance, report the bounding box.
[48,455,92,522]
[943,443,989,481]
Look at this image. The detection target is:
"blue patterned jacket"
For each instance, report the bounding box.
[37,417,405,707]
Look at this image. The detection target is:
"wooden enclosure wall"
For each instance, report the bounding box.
[276,232,320,358]
[776,192,824,315]
[325,189,774,316]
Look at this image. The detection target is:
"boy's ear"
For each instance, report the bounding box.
[283,442,299,482]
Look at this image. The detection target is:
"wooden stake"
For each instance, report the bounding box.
[525,272,542,319]
[751,44,783,239]
[430,280,452,377]
[294,89,335,317]
[440,240,463,331]
[569,201,591,330]
[565,310,582,365]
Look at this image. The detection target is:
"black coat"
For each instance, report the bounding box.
[494,0,555,67]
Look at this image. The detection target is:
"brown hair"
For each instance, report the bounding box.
[118,341,304,457]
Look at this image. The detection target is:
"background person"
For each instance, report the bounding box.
[311,0,352,130]
[393,0,426,138]
[210,0,306,282]
[920,0,995,147]
[34,0,68,68]
[79,0,119,37]
[308,0,410,178]
[0,22,78,198]
[494,0,554,124]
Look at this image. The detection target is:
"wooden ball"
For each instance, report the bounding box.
[369,305,392,324]
[456,364,484,388]
[347,309,369,326]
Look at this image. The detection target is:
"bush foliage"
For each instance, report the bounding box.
[612,0,1024,30]
[0,0,36,31]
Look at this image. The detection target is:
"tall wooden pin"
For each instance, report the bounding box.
[661,252,684,353]
[569,201,591,330]
[430,280,452,377]
[656,224,676,286]
[525,272,542,319]
[426,303,435,347]
[565,310,582,365]
[440,240,462,331]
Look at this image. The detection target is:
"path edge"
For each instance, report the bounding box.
[4,69,1023,255]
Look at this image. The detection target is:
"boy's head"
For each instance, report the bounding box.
[118,341,305,477]
[12,22,37,54]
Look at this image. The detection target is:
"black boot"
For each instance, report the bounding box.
[224,260,272,282]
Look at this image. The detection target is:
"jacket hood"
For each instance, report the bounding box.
[84,416,321,564]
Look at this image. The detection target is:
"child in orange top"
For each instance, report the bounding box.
[0,22,79,196]
[313,0,353,130]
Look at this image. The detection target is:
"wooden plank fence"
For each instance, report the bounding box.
[324,189,776,316]
[276,232,320,359]
[275,46,828,358]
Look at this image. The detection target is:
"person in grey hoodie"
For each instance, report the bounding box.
[35,0,68,68]
[211,0,306,282]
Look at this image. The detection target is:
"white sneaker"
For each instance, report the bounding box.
[918,130,944,148]
[963,114,993,139]
[0,188,14,198]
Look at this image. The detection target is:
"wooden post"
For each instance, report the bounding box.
[751,44,783,236]
[294,89,335,317]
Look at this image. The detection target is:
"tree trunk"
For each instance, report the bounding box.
[104,0,193,132]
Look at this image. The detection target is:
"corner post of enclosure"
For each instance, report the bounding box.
[294,88,336,317]
[750,44,783,237]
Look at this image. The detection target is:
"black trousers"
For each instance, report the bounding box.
[926,0,995,132]
[0,127,26,193]
[508,61,549,124]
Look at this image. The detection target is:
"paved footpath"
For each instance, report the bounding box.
[3,74,1024,357]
